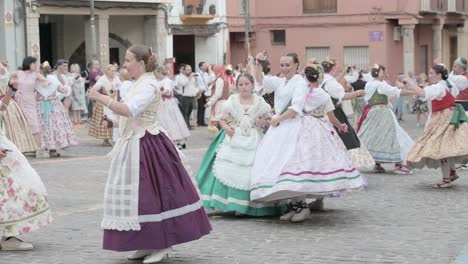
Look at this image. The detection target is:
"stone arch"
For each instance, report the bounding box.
[67,33,133,69]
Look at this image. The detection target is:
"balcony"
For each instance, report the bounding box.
[179,0,216,24]
[421,0,468,14]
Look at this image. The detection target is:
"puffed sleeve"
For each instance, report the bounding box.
[125,79,159,119]
[325,78,345,103]
[323,98,335,113]
[424,83,446,101]
[288,77,308,114]
[378,81,401,98]
[262,75,283,94]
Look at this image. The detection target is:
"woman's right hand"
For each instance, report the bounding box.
[226,127,235,137]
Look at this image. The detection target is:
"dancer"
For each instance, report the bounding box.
[411,73,429,127]
[53,59,73,112]
[405,64,468,188]
[175,64,199,130]
[452,57,468,111]
[0,62,37,153]
[0,82,52,250]
[70,63,87,125]
[357,64,414,174]
[154,66,190,149]
[196,73,285,216]
[321,59,363,150]
[36,63,78,157]
[350,71,367,129]
[88,64,120,145]
[205,65,230,127]
[250,55,367,222]
[12,56,49,156]
[88,45,211,263]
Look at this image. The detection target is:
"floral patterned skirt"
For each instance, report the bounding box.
[0,136,52,237]
[406,107,468,169]
[37,97,78,150]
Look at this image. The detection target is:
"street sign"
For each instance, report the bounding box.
[369,31,384,42]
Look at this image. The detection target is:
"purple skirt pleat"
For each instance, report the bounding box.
[103,132,212,252]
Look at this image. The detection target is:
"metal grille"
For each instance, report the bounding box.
[305,47,330,63]
[344,46,369,70]
[303,0,337,14]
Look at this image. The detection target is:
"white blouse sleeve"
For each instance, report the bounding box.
[324,78,345,103]
[288,78,308,114]
[323,98,335,113]
[378,81,401,98]
[262,75,283,94]
[424,83,446,101]
[125,79,159,118]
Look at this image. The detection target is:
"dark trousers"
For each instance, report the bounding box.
[179,96,195,128]
[197,94,207,125]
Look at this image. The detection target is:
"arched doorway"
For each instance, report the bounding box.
[67,33,133,69]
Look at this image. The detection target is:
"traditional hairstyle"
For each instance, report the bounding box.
[285,52,300,70]
[236,72,255,86]
[432,64,449,80]
[304,63,323,83]
[371,64,386,78]
[321,58,336,73]
[22,56,37,71]
[128,45,157,72]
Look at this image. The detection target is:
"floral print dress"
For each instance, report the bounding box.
[0,116,52,237]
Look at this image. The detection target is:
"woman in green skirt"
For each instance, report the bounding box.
[196,73,285,216]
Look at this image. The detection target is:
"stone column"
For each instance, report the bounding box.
[457,20,468,59]
[432,24,444,63]
[25,8,41,61]
[96,15,110,66]
[144,7,172,65]
[402,24,415,75]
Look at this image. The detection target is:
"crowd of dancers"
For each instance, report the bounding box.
[0,43,467,263]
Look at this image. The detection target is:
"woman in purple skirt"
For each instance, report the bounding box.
[88,45,211,263]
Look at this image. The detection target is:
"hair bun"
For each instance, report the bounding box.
[146,54,157,72]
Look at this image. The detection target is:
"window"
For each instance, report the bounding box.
[306,47,330,63]
[271,30,286,46]
[303,0,337,14]
[343,46,369,70]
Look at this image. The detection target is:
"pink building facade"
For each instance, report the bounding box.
[227,0,468,80]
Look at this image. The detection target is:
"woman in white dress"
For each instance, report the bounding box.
[0,81,52,251]
[154,66,190,149]
[250,56,367,222]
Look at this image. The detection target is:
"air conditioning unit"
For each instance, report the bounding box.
[393,26,402,41]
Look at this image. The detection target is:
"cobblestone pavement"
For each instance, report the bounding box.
[2,115,468,264]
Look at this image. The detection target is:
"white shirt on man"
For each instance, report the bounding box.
[175,74,199,97]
